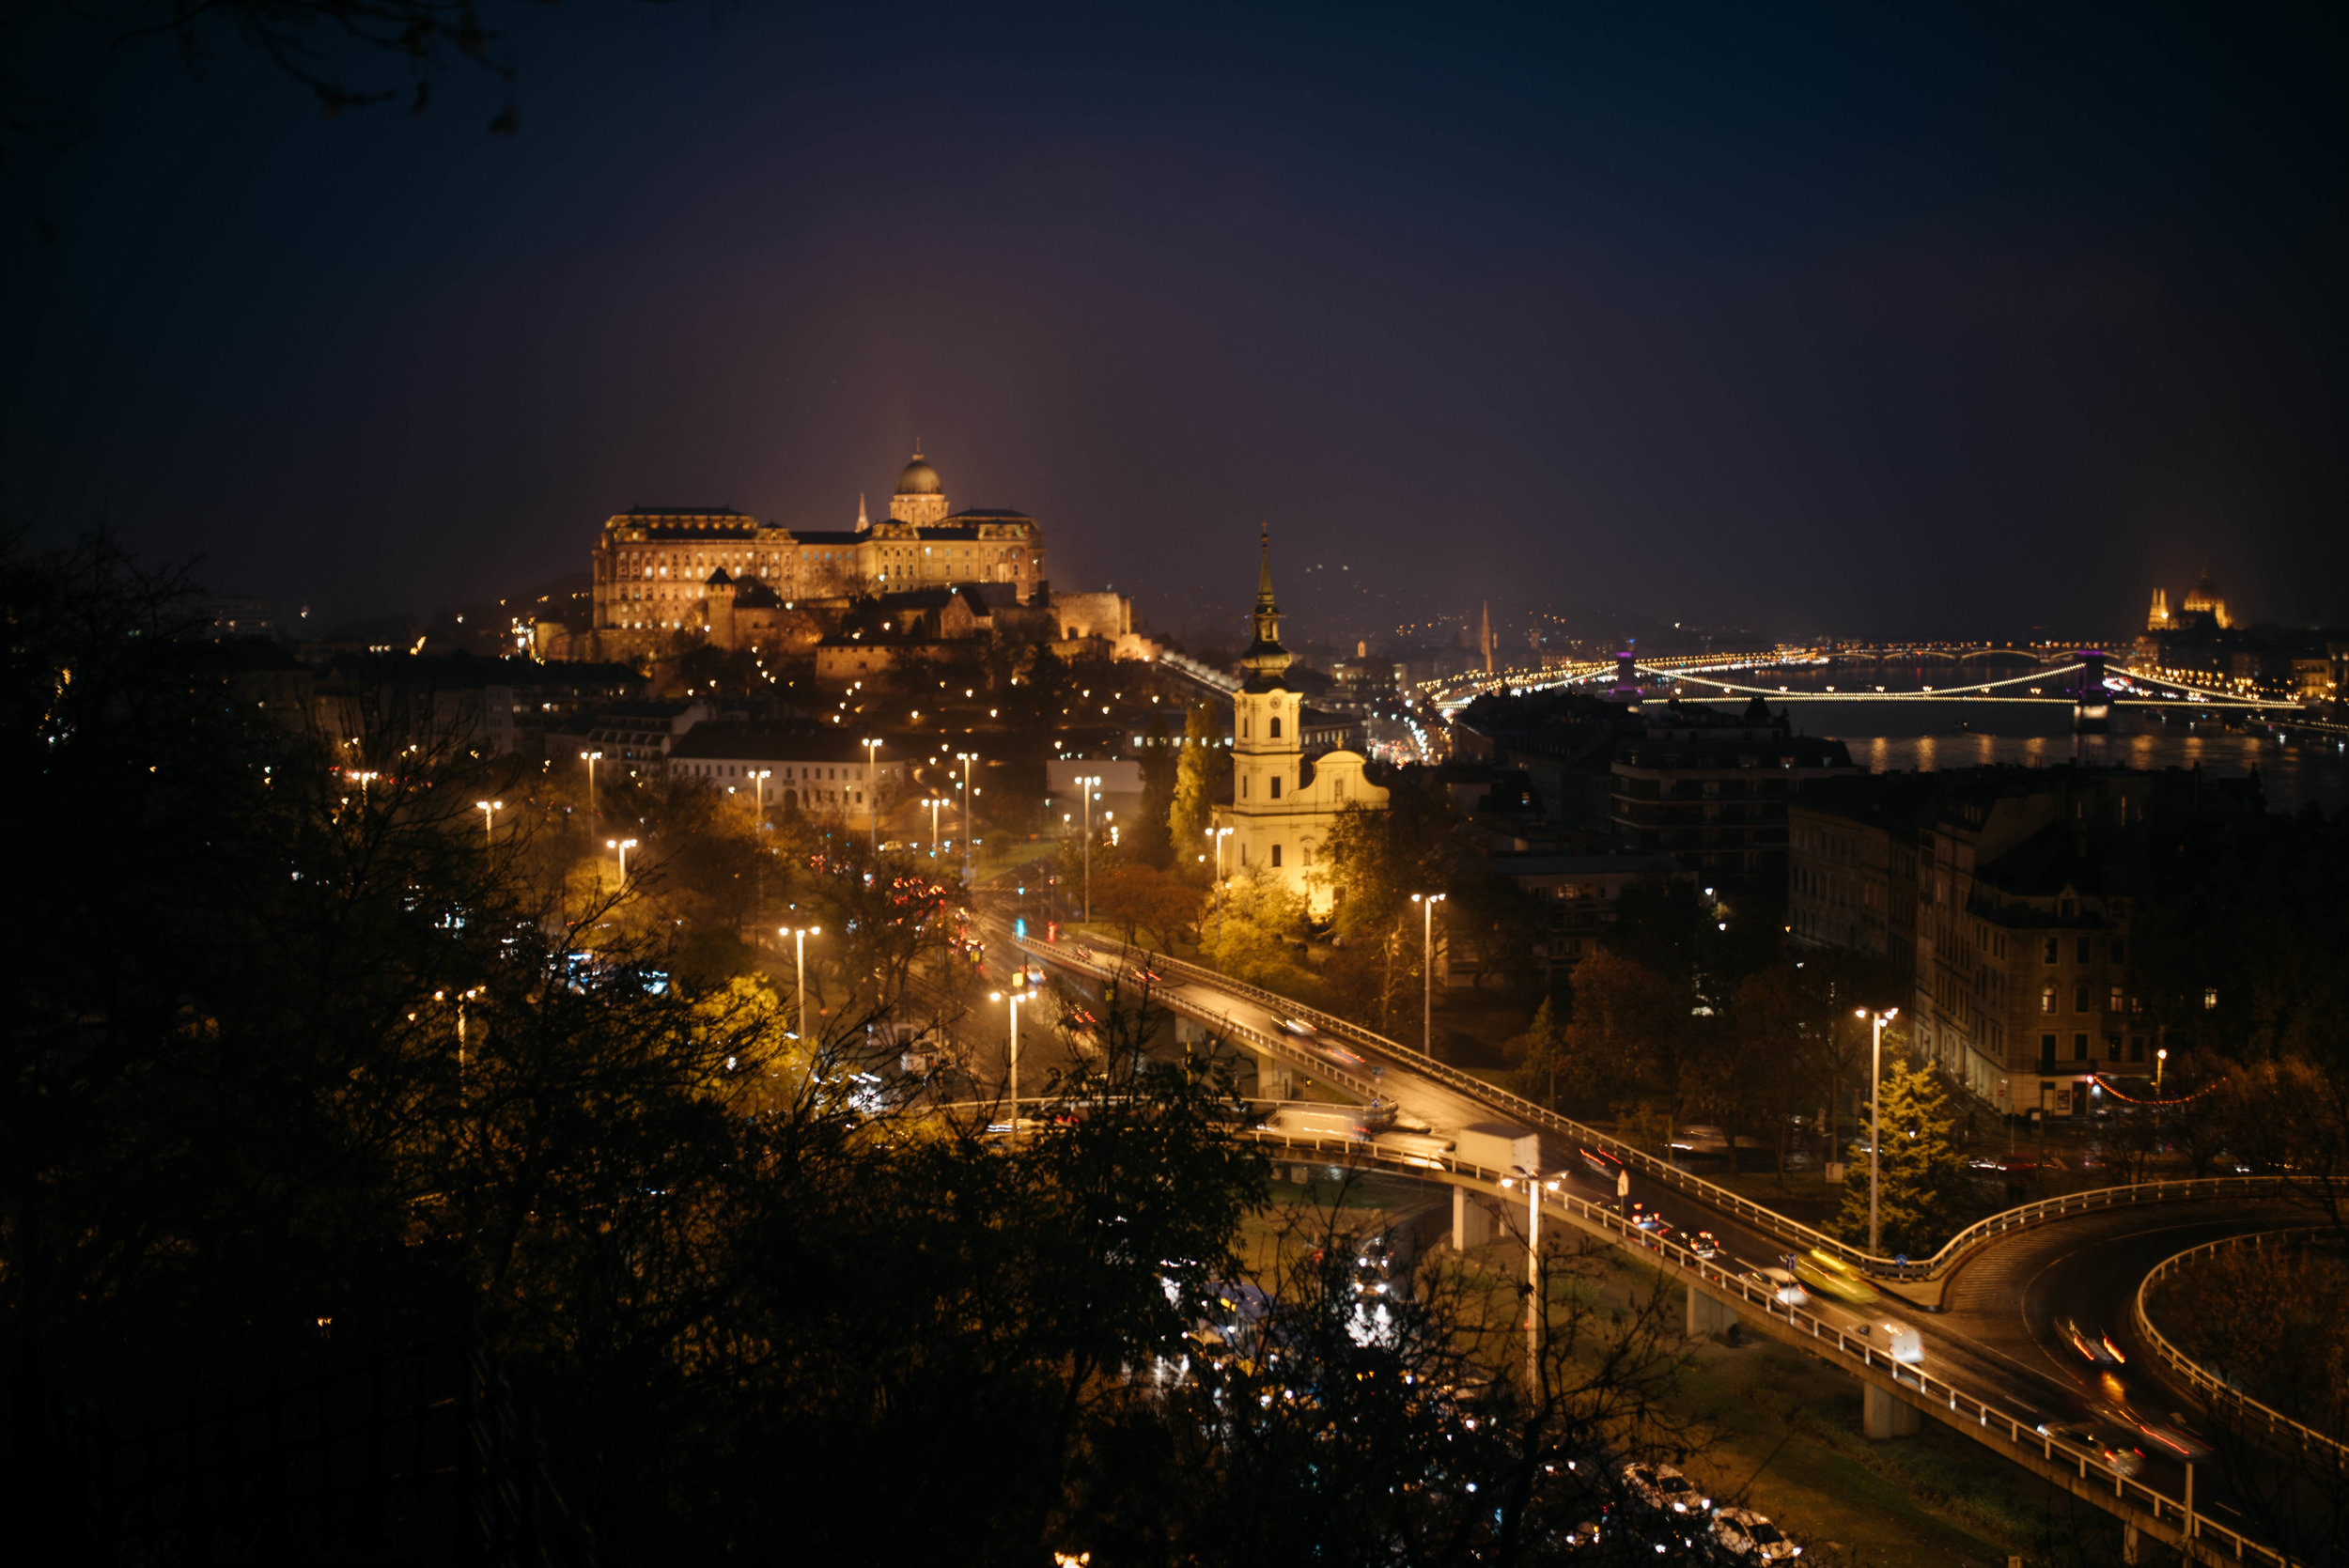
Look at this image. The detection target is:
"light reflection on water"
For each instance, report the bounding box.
[1654,671,2349,816]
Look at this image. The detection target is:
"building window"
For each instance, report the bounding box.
[2074,1032,2090,1061]
[2040,1032,2057,1069]
[2105,1033,2122,1062]
[2110,938,2127,964]
[2129,1035,2146,1063]
[2108,986,2123,1013]
[1241,775,1251,799]
[1268,775,1282,800]
[2041,984,2055,1015]
[1270,844,1283,868]
[1269,715,1283,738]
[2204,987,2218,1010]
[2043,938,2058,964]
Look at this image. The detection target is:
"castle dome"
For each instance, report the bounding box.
[894,453,943,496]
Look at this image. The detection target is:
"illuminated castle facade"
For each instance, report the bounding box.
[589,452,1045,656]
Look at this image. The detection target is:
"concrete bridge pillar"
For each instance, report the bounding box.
[1452,1187,1494,1250]
[1862,1381,1921,1439]
[2121,1522,2142,1564]
[1685,1285,1737,1340]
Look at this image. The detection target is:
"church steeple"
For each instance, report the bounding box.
[1240,524,1292,688]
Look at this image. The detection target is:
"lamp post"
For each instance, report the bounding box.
[925,796,946,860]
[1209,825,1233,885]
[1857,1006,1899,1253]
[608,837,638,884]
[862,738,881,859]
[989,984,1028,1142]
[957,752,978,886]
[475,799,503,847]
[752,768,771,822]
[784,924,821,1046]
[1413,893,1447,1058]
[1077,774,1101,922]
[1509,1165,1558,1390]
[578,750,602,821]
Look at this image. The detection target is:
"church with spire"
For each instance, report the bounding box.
[1211,530,1389,919]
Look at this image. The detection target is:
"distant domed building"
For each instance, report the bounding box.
[2180,571,2231,629]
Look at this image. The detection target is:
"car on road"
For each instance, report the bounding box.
[1747,1266,1809,1307]
[1309,1038,1367,1070]
[1853,1318,1923,1364]
[1709,1507,1802,1560]
[1688,1230,1722,1260]
[1580,1145,1627,1184]
[2058,1318,2125,1365]
[1131,963,1182,987]
[1616,1459,1709,1516]
[1790,1250,1880,1306]
[2038,1422,2146,1478]
[1278,1017,1319,1037]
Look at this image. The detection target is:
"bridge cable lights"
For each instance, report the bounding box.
[1411,893,1448,1057]
[1857,1007,1899,1254]
[783,924,822,1046]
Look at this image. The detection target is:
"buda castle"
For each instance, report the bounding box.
[588,451,1049,658]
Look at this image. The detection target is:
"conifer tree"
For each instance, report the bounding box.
[1168,701,1217,870]
[1838,1051,1968,1257]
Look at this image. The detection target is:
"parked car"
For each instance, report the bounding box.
[1710,1507,1802,1560]
[1617,1459,1709,1516]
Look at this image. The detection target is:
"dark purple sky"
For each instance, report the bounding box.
[6,3,2346,643]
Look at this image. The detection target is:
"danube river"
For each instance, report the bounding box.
[1650,664,2349,816]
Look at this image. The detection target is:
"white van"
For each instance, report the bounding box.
[1861,1318,1922,1363]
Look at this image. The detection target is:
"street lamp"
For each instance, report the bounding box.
[2155,1047,2168,1093]
[1208,825,1233,883]
[862,737,881,859]
[1077,774,1101,922]
[1856,1006,1899,1253]
[924,796,947,859]
[988,984,1029,1143]
[1507,1164,1562,1389]
[783,924,822,1046]
[475,799,503,846]
[578,750,602,821]
[1412,893,1448,1058]
[751,768,771,822]
[608,836,639,884]
[957,751,979,886]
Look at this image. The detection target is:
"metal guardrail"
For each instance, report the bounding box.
[1241,1126,2287,1568]
[2133,1229,2349,1472]
[1021,935,2288,1282]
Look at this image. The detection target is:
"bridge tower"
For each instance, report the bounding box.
[2072,648,2110,734]
[1610,649,1641,701]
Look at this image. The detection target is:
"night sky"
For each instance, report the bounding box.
[6,3,2346,643]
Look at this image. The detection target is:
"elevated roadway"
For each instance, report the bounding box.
[989,921,2306,1562]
